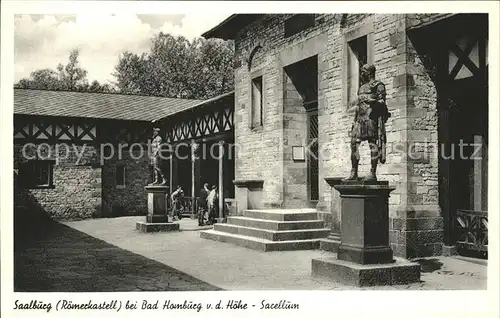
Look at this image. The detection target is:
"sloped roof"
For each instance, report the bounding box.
[202,14,264,40]
[14,89,203,122]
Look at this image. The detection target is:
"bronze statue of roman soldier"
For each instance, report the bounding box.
[149,127,168,186]
[345,64,391,181]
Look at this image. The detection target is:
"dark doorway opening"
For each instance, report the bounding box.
[408,13,488,258]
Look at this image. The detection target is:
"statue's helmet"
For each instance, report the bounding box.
[361,64,376,77]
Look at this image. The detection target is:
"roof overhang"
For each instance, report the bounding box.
[152,91,235,123]
[202,14,264,40]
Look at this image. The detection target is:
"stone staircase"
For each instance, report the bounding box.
[200,209,330,251]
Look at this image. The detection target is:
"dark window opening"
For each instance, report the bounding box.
[116,165,126,187]
[349,35,368,86]
[347,35,368,106]
[19,160,55,189]
[251,76,263,128]
[284,14,316,38]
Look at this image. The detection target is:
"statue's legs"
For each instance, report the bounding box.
[364,139,379,181]
[158,168,167,186]
[152,168,160,185]
[344,139,360,180]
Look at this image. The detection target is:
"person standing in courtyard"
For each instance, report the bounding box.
[345,64,391,181]
[198,183,210,226]
[206,185,218,225]
[171,185,184,220]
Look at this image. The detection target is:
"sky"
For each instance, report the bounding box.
[14,13,231,85]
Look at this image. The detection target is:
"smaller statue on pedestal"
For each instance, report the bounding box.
[345,64,391,181]
[149,127,168,186]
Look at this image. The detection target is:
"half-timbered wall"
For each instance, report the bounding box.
[156,96,236,210]
[162,101,234,144]
[14,115,152,220]
[14,115,152,145]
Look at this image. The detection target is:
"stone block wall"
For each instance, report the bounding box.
[101,145,150,217]
[282,71,309,207]
[233,13,449,258]
[14,143,102,220]
[14,140,150,220]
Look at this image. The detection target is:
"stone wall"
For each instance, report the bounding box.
[14,140,150,220]
[14,143,102,220]
[282,71,309,207]
[101,146,150,217]
[233,13,449,258]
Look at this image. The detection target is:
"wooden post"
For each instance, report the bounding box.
[473,135,484,211]
[169,151,175,218]
[191,140,196,198]
[169,154,173,192]
[218,140,225,221]
[191,141,199,218]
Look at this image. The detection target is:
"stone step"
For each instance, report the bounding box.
[227,216,325,231]
[213,223,330,241]
[319,238,340,253]
[243,209,318,221]
[200,230,320,252]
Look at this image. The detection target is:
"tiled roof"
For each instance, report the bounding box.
[14,89,203,122]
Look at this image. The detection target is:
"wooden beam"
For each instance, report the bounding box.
[218,140,225,221]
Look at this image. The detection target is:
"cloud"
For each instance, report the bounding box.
[14,13,230,84]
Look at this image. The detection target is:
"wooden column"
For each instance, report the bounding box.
[191,141,200,218]
[169,151,176,218]
[473,135,485,211]
[169,154,173,191]
[437,41,453,247]
[191,141,197,198]
[218,140,225,221]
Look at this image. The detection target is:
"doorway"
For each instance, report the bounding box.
[434,14,489,258]
[283,55,319,205]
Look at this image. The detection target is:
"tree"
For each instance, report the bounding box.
[112,32,234,99]
[14,68,61,90]
[15,48,116,93]
[56,48,88,90]
[112,52,146,95]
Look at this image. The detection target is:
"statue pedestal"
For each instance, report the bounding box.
[136,186,180,233]
[311,180,421,286]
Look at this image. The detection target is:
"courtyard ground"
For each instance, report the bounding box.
[15,216,487,291]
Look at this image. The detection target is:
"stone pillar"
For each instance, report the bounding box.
[136,185,180,233]
[312,180,421,286]
[217,141,225,222]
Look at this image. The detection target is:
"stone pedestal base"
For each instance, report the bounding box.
[136,221,180,233]
[147,215,169,223]
[311,257,421,287]
[312,179,421,286]
[136,185,179,233]
[319,234,341,252]
[338,244,394,264]
[336,180,394,264]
